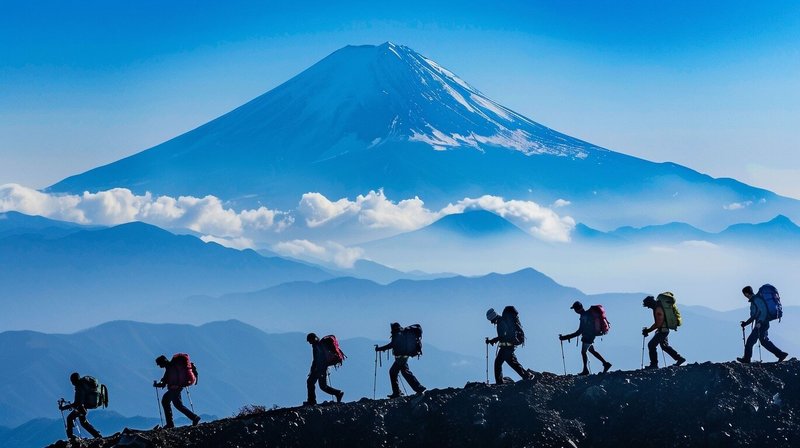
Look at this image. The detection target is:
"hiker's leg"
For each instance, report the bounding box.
[78,410,102,438]
[398,358,424,393]
[505,348,529,379]
[306,372,318,403]
[743,327,759,360]
[588,345,608,364]
[757,323,785,358]
[318,368,341,397]
[580,344,589,371]
[161,390,174,426]
[647,333,661,365]
[170,388,198,421]
[658,333,682,361]
[494,348,505,384]
[66,409,79,438]
[389,358,402,394]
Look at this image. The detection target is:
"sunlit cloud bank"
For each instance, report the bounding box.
[0,184,575,263]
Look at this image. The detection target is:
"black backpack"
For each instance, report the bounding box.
[392,324,423,357]
[78,376,108,410]
[497,306,525,346]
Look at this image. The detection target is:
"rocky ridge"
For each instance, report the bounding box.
[48,360,800,448]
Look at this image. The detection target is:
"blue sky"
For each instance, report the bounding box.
[1,0,799,197]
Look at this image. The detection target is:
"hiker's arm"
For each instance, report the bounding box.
[487,337,499,344]
[376,342,392,352]
[561,329,581,341]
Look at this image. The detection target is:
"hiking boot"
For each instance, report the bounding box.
[164,422,175,429]
[674,357,686,367]
[192,416,201,426]
[302,400,316,407]
[602,362,612,373]
[644,364,658,370]
[578,369,590,376]
[335,391,344,403]
[387,392,404,399]
[736,357,751,364]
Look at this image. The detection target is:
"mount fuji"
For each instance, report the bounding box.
[49,42,799,230]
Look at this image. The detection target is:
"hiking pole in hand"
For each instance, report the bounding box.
[661,347,666,367]
[559,336,567,376]
[641,330,647,369]
[373,345,379,399]
[57,399,68,439]
[741,326,746,352]
[753,322,763,362]
[154,383,164,427]
[485,337,490,384]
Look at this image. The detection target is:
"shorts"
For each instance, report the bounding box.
[581,336,595,350]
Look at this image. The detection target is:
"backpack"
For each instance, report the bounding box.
[497,306,525,346]
[78,376,108,410]
[169,353,197,387]
[757,284,783,322]
[587,305,610,336]
[392,324,423,357]
[320,335,346,367]
[656,292,682,330]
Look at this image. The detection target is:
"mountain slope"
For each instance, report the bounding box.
[0,221,331,331]
[47,361,800,448]
[47,43,799,229]
[0,211,97,239]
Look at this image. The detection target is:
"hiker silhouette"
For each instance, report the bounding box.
[154,354,201,428]
[642,296,685,369]
[376,322,426,398]
[304,333,345,406]
[59,372,103,440]
[559,301,612,375]
[486,306,534,384]
[737,285,788,364]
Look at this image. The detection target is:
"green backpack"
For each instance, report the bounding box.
[657,292,682,330]
[78,376,109,410]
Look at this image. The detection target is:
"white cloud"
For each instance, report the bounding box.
[680,240,719,249]
[552,199,571,208]
[298,190,438,231]
[200,235,255,250]
[0,183,291,238]
[272,239,365,268]
[723,201,753,211]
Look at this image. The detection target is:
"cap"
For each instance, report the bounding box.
[570,301,583,310]
[486,308,499,321]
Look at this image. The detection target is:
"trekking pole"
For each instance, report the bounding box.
[154,385,164,427]
[753,323,763,362]
[58,399,68,438]
[661,347,666,367]
[741,326,746,351]
[185,387,195,414]
[641,332,646,369]
[485,338,490,384]
[559,337,567,375]
[373,346,379,399]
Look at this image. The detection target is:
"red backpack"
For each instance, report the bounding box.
[320,335,346,367]
[588,305,610,336]
[168,353,197,387]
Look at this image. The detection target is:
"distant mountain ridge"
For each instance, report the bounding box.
[47,43,800,229]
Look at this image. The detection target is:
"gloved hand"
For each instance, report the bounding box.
[558,335,568,342]
[153,380,164,388]
[642,328,649,337]
[488,338,497,346]
[374,346,380,352]
[740,321,748,328]
[58,404,69,411]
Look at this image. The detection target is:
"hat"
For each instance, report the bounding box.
[155,355,169,366]
[306,333,318,342]
[570,301,583,310]
[486,308,499,321]
[642,296,656,307]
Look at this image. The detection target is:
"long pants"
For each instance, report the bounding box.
[66,407,101,438]
[648,331,682,366]
[389,357,424,394]
[307,367,341,403]
[494,346,530,384]
[744,321,785,360]
[162,388,198,426]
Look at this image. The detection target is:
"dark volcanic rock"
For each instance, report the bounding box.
[47,361,800,447]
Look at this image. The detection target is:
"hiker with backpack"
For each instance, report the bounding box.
[375,322,427,398]
[559,301,612,375]
[154,354,201,428]
[642,294,686,369]
[305,333,345,406]
[737,285,788,364]
[58,372,105,440]
[486,306,534,384]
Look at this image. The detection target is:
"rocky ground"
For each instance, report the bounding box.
[47,360,800,447]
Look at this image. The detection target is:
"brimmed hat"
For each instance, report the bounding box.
[570,301,583,310]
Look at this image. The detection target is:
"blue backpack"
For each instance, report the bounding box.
[757,284,783,322]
